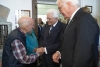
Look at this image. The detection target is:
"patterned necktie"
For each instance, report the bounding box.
[66,19,70,26]
[64,19,70,32]
[49,25,54,33]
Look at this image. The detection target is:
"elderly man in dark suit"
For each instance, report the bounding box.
[52,0,99,67]
[36,9,66,67]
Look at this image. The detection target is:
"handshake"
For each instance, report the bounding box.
[34,47,45,56]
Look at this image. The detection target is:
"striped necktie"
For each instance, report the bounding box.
[49,25,54,33]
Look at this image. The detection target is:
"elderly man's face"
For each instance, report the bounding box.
[27,20,34,33]
[58,2,70,19]
[47,13,57,26]
[38,18,42,24]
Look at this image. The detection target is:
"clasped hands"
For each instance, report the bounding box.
[33,48,61,63]
[34,47,45,56]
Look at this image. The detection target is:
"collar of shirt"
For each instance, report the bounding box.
[50,21,58,30]
[69,7,80,22]
[52,20,58,27]
[18,28,26,36]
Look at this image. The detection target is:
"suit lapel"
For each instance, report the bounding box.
[64,18,75,31]
[49,21,61,36]
[62,8,83,39]
[44,24,50,38]
[64,8,83,31]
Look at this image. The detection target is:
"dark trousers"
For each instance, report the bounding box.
[25,60,37,67]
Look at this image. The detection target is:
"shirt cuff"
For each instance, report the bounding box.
[44,47,47,54]
[57,51,61,59]
[57,51,60,54]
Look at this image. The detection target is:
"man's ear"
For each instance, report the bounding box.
[66,2,71,10]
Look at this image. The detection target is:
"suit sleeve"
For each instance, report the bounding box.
[72,14,99,67]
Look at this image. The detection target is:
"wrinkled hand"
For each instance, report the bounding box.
[37,47,45,53]
[33,48,38,52]
[36,47,45,56]
[36,51,43,56]
[52,51,61,63]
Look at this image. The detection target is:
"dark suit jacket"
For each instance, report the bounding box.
[60,8,99,67]
[39,21,66,67]
[38,25,43,41]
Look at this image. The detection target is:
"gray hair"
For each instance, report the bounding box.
[56,0,80,7]
[47,9,60,18]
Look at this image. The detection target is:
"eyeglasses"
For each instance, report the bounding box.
[58,4,65,10]
[47,18,53,21]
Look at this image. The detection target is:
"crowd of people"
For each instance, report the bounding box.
[1,0,99,67]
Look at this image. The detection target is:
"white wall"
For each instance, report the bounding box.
[0,0,32,30]
[96,0,100,26]
[0,0,99,29]
[81,0,100,26]
[81,0,96,17]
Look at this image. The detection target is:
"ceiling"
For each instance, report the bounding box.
[37,0,57,4]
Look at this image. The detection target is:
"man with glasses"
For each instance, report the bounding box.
[53,0,99,67]
[36,9,66,67]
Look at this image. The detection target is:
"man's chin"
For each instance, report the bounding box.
[28,31,32,34]
[64,17,70,20]
[48,23,51,25]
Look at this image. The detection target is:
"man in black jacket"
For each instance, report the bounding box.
[36,9,66,67]
[53,0,99,67]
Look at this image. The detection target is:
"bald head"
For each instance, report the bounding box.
[18,16,34,34]
[18,16,33,27]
